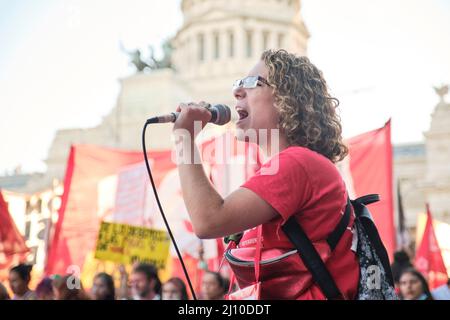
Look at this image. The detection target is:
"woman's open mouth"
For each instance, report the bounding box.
[236,108,249,122]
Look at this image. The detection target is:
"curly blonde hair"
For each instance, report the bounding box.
[261,49,348,163]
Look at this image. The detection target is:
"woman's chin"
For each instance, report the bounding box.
[235,131,260,145]
[234,130,247,142]
[234,120,248,139]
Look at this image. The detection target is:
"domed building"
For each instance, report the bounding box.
[172,0,309,104]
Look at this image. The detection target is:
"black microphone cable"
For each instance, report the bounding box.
[142,121,197,300]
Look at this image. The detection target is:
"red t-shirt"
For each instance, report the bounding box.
[240,146,359,300]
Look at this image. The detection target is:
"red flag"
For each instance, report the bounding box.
[0,190,29,280]
[45,144,174,276]
[344,120,396,260]
[415,204,448,289]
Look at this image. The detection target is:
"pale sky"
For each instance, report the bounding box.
[0,0,449,174]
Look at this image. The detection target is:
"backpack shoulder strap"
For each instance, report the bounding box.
[281,198,352,299]
[327,198,352,250]
[351,194,395,287]
[281,216,343,300]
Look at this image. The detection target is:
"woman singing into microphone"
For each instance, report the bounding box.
[173,49,358,300]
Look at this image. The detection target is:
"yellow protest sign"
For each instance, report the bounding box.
[94,221,170,269]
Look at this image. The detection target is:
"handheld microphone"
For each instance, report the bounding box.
[146,104,231,126]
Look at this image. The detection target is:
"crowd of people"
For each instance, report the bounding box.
[390,250,450,300]
[0,262,229,300]
[1,249,449,300]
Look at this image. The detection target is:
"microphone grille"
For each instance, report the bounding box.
[211,104,231,125]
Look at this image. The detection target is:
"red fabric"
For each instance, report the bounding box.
[45,145,173,276]
[0,190,29,280]
[240,146,359,300]
[415,204,448,289]
[346,120,395,261]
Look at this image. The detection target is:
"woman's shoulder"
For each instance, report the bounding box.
[277,146,336,168]
[254,146,342,184]
[280,145,328,158]
[275,146,343,183]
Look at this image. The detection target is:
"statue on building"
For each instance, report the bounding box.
[120,40,173,73]
[433,84,448,103]
[128,49,151,72]
[120,43,151,72]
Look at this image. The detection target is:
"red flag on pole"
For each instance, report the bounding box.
[45,145,173,277]
[0,190,29,280]
[415,204,448,290]
[343,120,396,261]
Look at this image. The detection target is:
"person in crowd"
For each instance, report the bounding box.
[162,277,189,300]
[399,268,433,300]
[432,278,450,300]
[8,263,37,300]
[0,282,10,300]
[35,277,54,300]
[129,263,161,300]
[200,271,228,300]
[91,272,115,300]
[391,250,413,288]
[52,274,90,300]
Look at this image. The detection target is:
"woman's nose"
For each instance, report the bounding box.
[233,86,246,100]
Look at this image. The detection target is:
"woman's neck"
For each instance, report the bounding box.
[259,133,290,159]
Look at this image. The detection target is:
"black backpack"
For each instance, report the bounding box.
[281,194,399,300]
